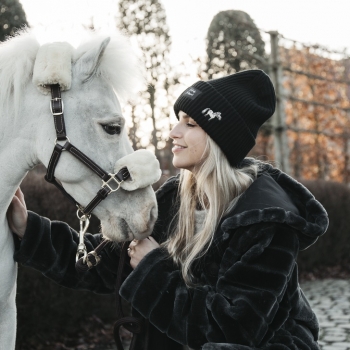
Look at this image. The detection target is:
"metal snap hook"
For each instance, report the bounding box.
[75,209,91,262]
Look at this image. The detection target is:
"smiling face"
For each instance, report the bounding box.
[169,111,208,172]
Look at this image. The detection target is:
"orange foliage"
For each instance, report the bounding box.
[251,44,350,183]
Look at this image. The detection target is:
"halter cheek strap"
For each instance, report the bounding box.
[50,83,67,140]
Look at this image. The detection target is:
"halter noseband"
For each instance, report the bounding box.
[45,84,130,264]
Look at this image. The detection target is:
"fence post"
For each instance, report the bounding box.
[343,57,350,184]
[269,31,290,173]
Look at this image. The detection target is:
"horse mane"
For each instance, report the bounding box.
[0,30,144,118]
[0,31,39,117]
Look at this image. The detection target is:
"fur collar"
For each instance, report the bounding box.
[156,163,329,250]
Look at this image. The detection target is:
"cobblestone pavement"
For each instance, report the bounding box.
[301,279,350,350]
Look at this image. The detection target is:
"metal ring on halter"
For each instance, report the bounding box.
[76,207,90,221]
[54,136,70,145]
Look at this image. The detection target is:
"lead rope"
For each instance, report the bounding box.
[113,242,149,350]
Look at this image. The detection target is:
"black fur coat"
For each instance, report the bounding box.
[13,164,328,350]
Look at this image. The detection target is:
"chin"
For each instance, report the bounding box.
[172,159,192,171]
[100,217,133,242]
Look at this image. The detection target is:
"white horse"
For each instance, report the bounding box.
[0,32,160,349]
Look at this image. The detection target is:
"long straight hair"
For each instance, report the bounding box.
[163,136,260,286]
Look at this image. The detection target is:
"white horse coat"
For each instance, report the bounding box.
[0,32,160,349]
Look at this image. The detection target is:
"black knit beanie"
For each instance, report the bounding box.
[173,70,276,167]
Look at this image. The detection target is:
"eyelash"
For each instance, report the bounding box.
[187,123,196,127]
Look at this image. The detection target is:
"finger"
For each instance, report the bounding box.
[14,188,22,202]
[16,187,26,209]
[129,241,137,249]
[130,240,139,247]
[10,195,21,208]
[11,195,25,211]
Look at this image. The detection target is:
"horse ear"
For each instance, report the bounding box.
[76,37,111,82]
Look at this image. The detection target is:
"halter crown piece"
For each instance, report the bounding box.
[32,43,161,271]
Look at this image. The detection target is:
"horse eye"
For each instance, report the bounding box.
[102,124,121,135]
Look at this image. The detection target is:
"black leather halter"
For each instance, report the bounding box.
[45,84,130,217]
[45,84,130,262]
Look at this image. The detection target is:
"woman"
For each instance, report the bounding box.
[8,70,328,350]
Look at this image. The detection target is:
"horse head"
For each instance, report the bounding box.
[1,32,160,242]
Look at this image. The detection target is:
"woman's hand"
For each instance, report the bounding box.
[7,188,28,238]
[128,236,160,269]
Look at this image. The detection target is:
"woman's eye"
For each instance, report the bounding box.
[102,124,121,135]
[187,123,196,127]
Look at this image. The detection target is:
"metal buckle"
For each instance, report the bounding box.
[102,173,123,193]
[50,97,64,115]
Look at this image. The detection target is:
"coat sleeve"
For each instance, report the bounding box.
[119,222,299,349]
[13,211,130,294]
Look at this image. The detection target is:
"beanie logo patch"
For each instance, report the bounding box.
[184,87,202,100]
[202,108,222,121]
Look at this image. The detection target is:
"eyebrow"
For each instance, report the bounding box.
[179,112,196,122]
[180,113,190,119]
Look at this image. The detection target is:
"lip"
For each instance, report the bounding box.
[172,145,187,153]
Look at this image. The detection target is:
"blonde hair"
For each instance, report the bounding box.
[163,136,260,287]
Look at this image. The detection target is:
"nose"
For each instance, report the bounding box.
[169,122,181,140]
